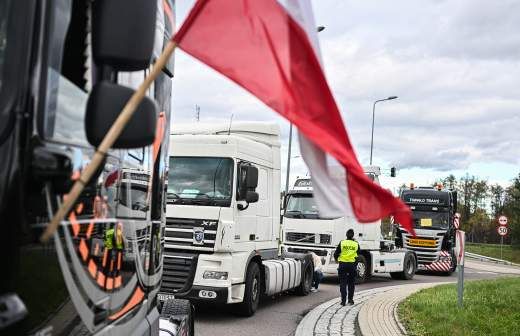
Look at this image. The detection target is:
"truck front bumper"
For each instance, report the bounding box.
[172,285,229,304]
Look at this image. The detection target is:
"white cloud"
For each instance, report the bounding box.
[172,0,520,187]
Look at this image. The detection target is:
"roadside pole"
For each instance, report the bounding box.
[455,230,465,308]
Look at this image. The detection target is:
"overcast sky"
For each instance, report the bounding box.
[171,0,520,193]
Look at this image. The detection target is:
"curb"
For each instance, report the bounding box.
[295,283,452,336]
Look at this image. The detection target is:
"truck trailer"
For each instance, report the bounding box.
[281,167,417,283]
[396,185,458,274]
[0,1,192,335]
[158,123,314,316]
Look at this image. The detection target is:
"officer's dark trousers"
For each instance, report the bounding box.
[338,262,356,304]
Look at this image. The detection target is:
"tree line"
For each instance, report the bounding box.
[431,174,519,247]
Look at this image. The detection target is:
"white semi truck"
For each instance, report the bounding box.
[158,123,314,316]
[281,167,417,282]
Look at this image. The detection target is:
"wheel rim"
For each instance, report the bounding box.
[357,262,366,278]
[252,277,259,301]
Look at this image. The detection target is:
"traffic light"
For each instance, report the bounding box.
[390,167,396,177]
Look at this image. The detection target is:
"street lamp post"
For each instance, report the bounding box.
[369,96,398,165]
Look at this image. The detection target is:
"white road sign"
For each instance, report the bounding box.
[498,215,508,226]
[497,226,508,236]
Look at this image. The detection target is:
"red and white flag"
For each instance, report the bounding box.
[173,0,414,234]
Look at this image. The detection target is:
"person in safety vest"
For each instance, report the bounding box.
[103,222,124,288]
[334,229,359,306]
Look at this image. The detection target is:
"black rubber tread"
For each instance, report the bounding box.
[234,262,261,317]
[355,254,368,284]
[390,253,416,280]
[161,298,191,317]
[296,254,313,296]
[160,299,194,336]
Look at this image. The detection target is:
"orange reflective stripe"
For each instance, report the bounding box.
[69,212,80,237]
[114,276,122,289]
[110,259,114,272]
[94,242,100,256]
[153,112,166,162]
[97,272,106,288]
[79,239,89,261]
[86,221,94,239]
[102,249,108,267]
[109,287,145,320]
[88,260,97,278]
[76,202,84,214]
[106,277,114,290]
[117,252,122,270]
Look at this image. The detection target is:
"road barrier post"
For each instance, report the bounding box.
[455,230,466,308]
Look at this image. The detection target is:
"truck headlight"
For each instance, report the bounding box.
[203,271,228,280]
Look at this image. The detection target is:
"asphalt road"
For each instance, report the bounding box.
[194,260,520,336]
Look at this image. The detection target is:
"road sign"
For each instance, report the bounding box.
[497,226,508,236]
[498,215,508,226]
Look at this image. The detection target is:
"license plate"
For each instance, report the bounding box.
[157,293,175,302]
[408,238,436,247]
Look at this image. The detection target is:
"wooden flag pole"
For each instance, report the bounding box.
[40,41,177,242]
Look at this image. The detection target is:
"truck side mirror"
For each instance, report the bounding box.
[85,81,157,148]
[245,166,258,189]
[246,191,259,203]
[390,167,396,177]
[92,0,157,71]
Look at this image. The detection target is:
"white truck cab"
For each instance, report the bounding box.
[282,167,417,282]
[159,123,313,316]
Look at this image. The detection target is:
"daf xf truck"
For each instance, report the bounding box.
[158,123,314,316]
[281,167,417,283]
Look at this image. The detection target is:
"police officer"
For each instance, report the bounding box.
[334,229,359,306]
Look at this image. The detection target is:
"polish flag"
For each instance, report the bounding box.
[173,0,414,234]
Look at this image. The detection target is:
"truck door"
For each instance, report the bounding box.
[235,162,259,247]
[255,167,272,242]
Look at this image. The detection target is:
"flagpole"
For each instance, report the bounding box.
[40,41,178,242]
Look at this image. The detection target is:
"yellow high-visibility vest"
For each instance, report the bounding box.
[338,239,358,263]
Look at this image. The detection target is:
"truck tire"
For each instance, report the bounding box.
[390,253,416,280]
[355,255,369,284]
[234,262,261,317]
[296,255,313,296]
[161,299,194,336]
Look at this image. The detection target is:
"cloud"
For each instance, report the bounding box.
[172,0,520,184]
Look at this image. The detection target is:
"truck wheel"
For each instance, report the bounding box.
[390,253,416,280]
[355,255,368,284]
[296,255,313,296]
[161,299,194,336]
[234,262,260,317]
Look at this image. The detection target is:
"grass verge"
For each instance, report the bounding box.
[466,243,520,264]
[399,277,520,336]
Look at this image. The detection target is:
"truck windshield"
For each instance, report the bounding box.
[412,211,449,229]
[168,157,234,207]
[285,194,322,219]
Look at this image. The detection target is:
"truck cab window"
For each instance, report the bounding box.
[168,157,234,207]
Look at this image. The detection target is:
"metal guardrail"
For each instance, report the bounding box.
[465,251,520,266]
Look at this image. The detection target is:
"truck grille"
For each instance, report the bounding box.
[401,232,443,264]
[320,234,332,245]
[164,217,217,251]
[161,218,216,293]
[285,232,316,243]
[161,251,199,292]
